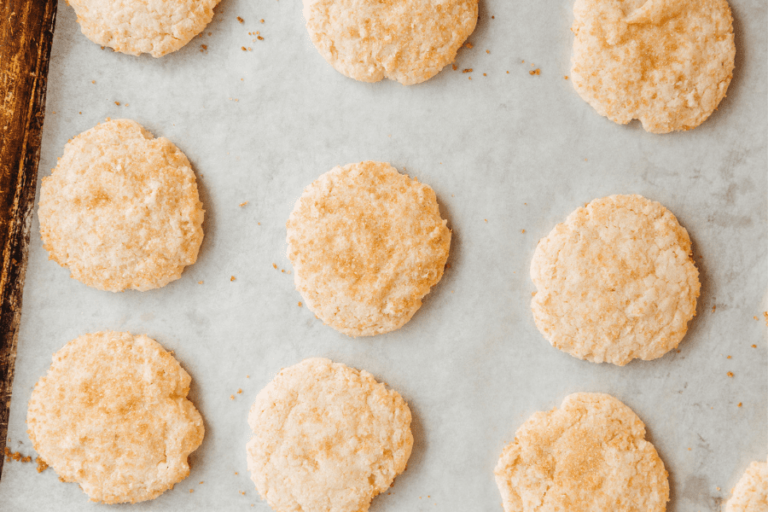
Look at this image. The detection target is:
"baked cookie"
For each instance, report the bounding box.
[246,358,413,512]
[39,119,204,292]
[726,459,768,512]
[530,194,699,365]
[495,393,669,512]
[68,0,220,57]
[27,331,204,504]
[303,0,478,85]
[571,0,735,133]
[286,161,451,337]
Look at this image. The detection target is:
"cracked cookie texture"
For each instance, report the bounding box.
[530,194,700,366]
[725,459,768,512]
[39,119,204,292]
[27,331,205,504]
[68,0,220,57]
[495,393,669,512]
[571,0,735,133]
[287,161,451,337]
[246,358,413,512]
[303,0,478,85]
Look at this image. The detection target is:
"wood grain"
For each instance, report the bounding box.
[0,0,58,479]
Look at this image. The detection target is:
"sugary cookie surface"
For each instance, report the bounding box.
[495,393,669,512]
[303,0,478,85]
[27,331,205,504]
[69,0,220,57]
[39,119,204,292]
[726,460,768,512]
[246,358,413,512]
[530,194,700,365]
[287,161,451,336]
[571,0,735,133]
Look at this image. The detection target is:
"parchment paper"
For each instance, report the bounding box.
[1,0,766,510]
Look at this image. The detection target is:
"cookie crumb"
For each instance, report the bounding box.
[727,371,734,378]
[521,229,526,233]
[239,201,248,207]
[752,344,757,348]
[272,263,277,269]
[486,50,490,54]
[712,305,716,313]
[189,489,194,493]
[114,101,121,106]
[738,402,742,407]
[241,46,246,51]
[237,389,243,394]
[529,69,541,76]
[298,302,303,307]
[462,68,473,73]
[230,276,236,281]
[257,36,264,41]
[452,64,457,70]
[230,395,235,400]
[465,42,473,49]
[198,281,203,284]
[237,16,244,23]
[36,457,48,473]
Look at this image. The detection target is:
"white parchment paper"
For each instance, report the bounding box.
[1,1,766,510]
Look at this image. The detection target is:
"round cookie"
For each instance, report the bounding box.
[530,194,700,366]
[286,161,451,337]
[571,0,735,133]
[68,0,220,57]
[726,459,768,512]
[303,0,478,85]
[27,331,205,504]
[495,393,669,512]
[246,358,413,512]
[39,119,204,292]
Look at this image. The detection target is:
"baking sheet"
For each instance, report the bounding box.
[1,0,766,510]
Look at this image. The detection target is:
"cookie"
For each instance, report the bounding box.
[303,0,478,85]
[246,358,413,512]
[571,0,735,133]
[68,0,220,57]
[726,459,768,512]
[495,392,669,512]
[286,161,451,337]
[27,331,205,504]
[530,194,699,366]
[38,119,204,292]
